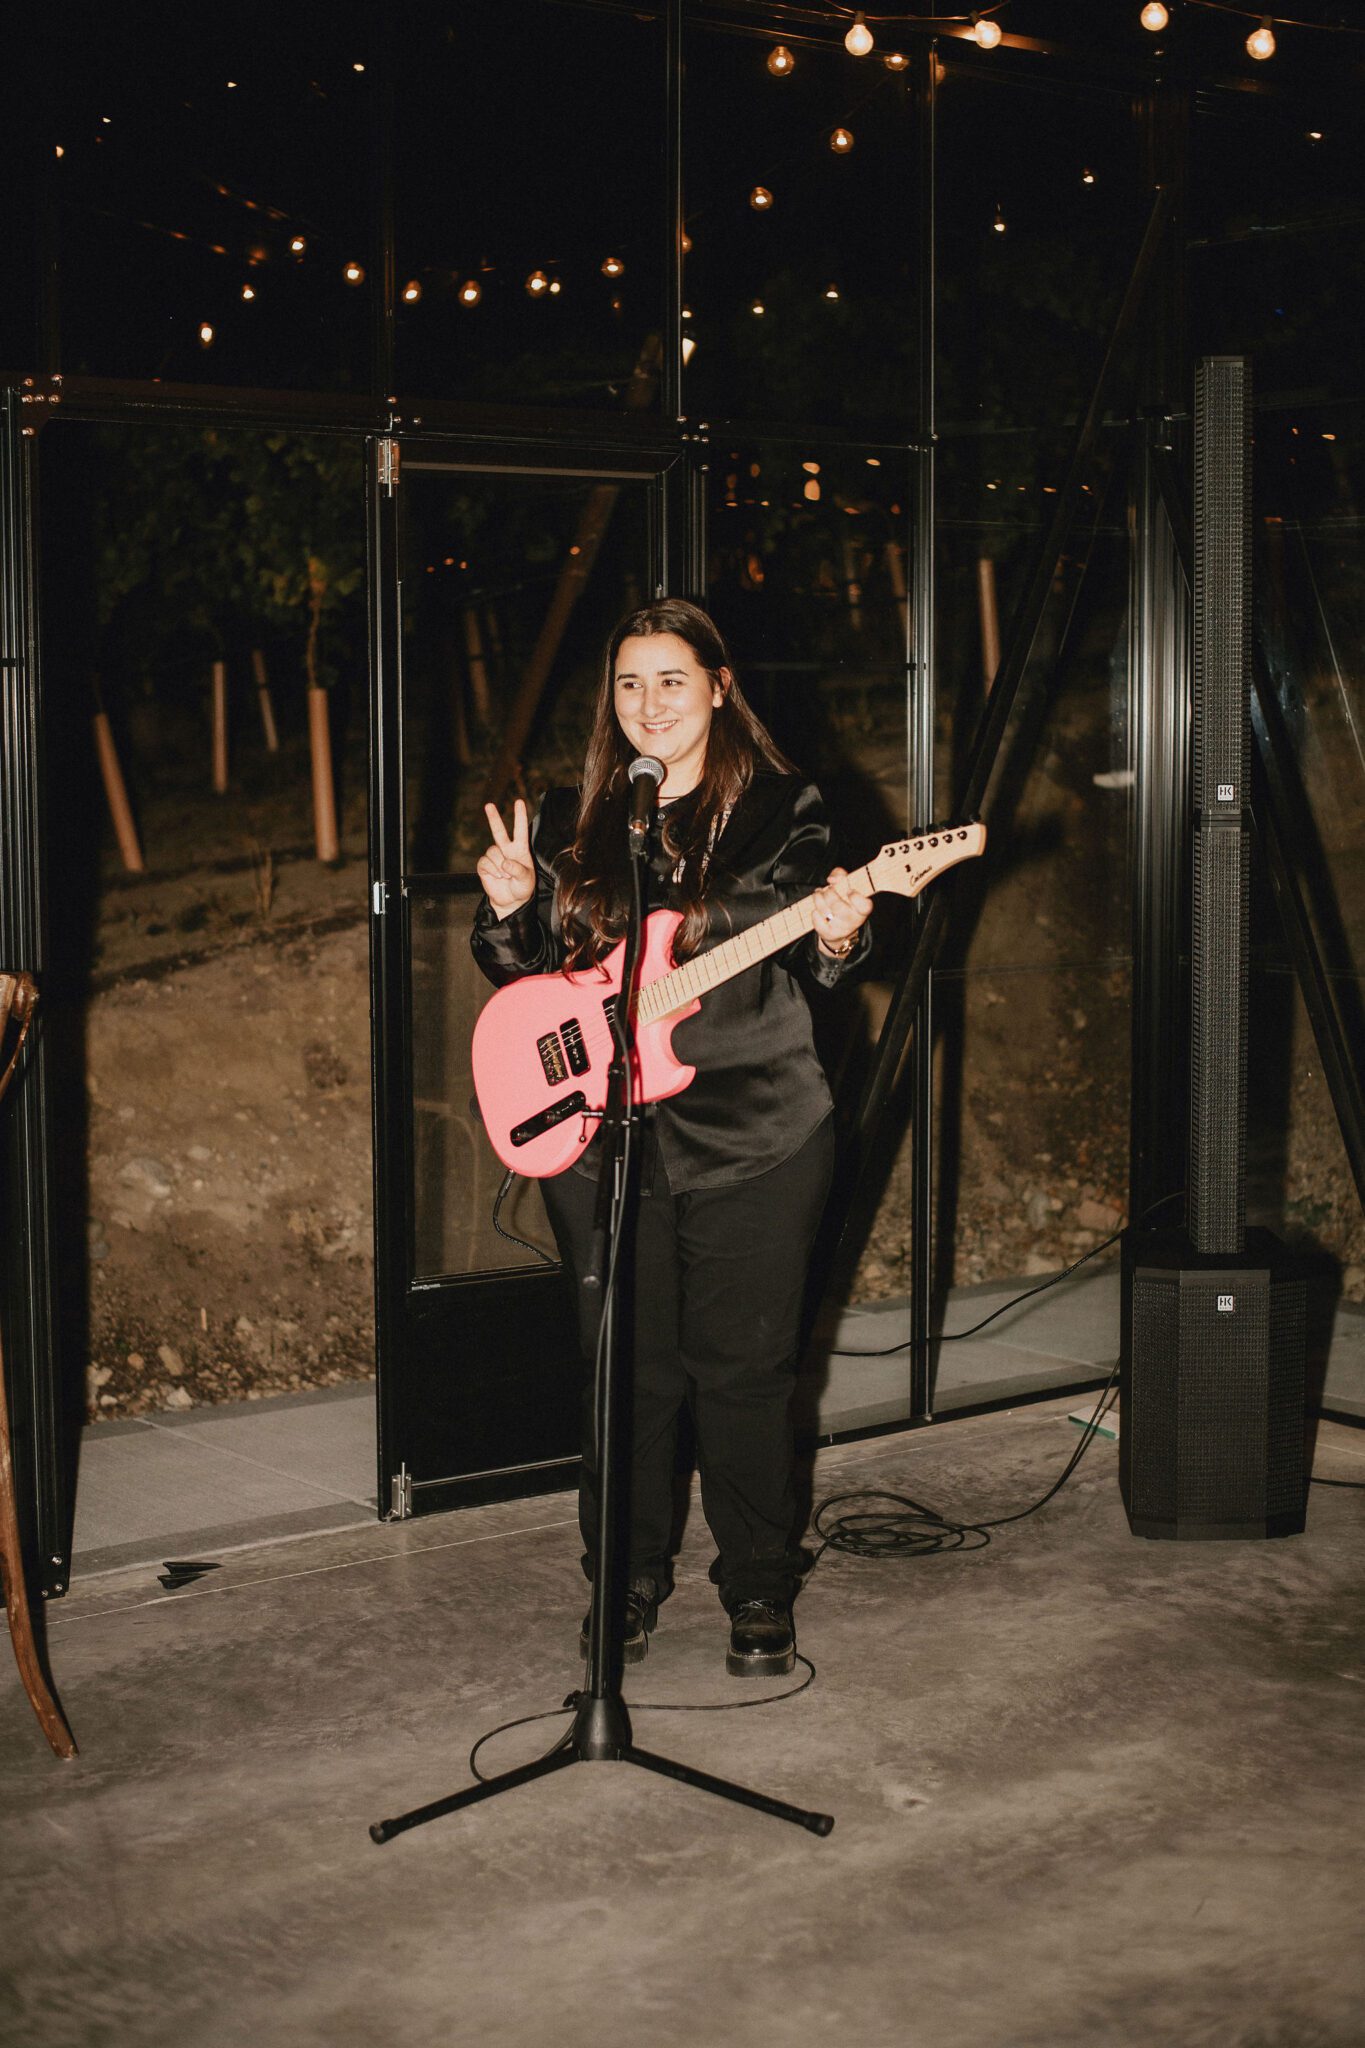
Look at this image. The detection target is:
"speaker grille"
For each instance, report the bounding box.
[1190,819,1249,1253]
[1193,356,1252,818]
[1177,1270,1267,1527]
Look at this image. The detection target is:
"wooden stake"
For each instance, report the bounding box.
[308,687,340,864]
[977,556,1001,691]
[462,607,494,730]
[210,659,229,792]
[481,335,662,812]
[884,538,908,637]
[93,707,144,873]
[251,648,280,753]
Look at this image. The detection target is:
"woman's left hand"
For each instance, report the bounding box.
[812,867,873,954]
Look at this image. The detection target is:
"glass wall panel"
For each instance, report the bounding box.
[400,464,656,1279]
[929,426,1134,1296]
[393,3,664,410]
[681,26,915,431]
[48,8,373,390]
[935,63,1142,439]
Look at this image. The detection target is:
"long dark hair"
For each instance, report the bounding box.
[556,599,793,966]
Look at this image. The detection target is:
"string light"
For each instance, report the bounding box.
[681,230,693,254]
[527,270,549,296]
[343,260,365,284]
[1082,167,1096,184]
[226,80,238,90]
[802,462,821,473]
[352,61,365,72]
[993,204,1007,233]
[548,279,562,294]
[681,335,697,364]
[401,279,421,302]
[1246,16,1275,58]
[241,284,256,301]
[766,44,795,75]
[884,50,908,70]
[804,478,821,502]
[601,256,624,276]
[55,145,65,158]
[750,186,774,210]
[459,279,482,306]
[972,14,1003,49]
[198,322,215,347]
[830,127,854,154]
[824,284,841,300]
[751,299,766,316]
[1307,130,1323,141]
[845,13,874,57]
[289,235,306,254]
[1140,2,1168,27]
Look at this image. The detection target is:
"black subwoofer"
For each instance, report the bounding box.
[1121,1228,1306,1540]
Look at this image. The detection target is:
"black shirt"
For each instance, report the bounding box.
[470,771,869,1191]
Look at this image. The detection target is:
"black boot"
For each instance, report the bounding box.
[726,1598,795,1677]
[579,1577,660,1664]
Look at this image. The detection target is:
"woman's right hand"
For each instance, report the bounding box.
[477,799,536,920]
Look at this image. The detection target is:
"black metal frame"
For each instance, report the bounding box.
[2,11,1363,1581]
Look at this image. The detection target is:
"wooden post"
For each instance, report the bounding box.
[462,608,494,730]
[977,555,1001,690]
[840,529,864,632]
[251,648,280,752]
[0,974,77,1760]
[308,688,340,864]
[303,556,340,864]
[884,537,909,637]
[481,336,662,812]
[92,698,144,874]
[210,658,229,792]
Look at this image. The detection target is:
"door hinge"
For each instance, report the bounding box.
[372,880,387,916]
[378,437,400,497]
[389,1464,413,1520]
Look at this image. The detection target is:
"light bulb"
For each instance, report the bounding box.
[1081,167,1096,184]
[993,204,1007,233]
[526,270,549,296]
[824,284,840,300]
[352,61,365,72]
[459,280,482,306]
[750,299,765,316]
[55,144,65,158]
[681,335,697,364]
[802,461,821,474]
[548,279,562,294]
[289,235,306,254]
[1140,2,1168,28]
[343,261,365,284]
[884,51,908,71]
[601,256,624,276]
[402,279,421,303]
[804,479,821,502]
[1246,17,1275,58]
[750,186,773,211]
[766,44,795,76]
[198,323,215,347]
[241,284,256,301]
[845,14,874,57]
[972,15,1003,49]
[830,127,854,154]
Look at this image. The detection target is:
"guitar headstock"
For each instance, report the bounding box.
[865,821,987,899]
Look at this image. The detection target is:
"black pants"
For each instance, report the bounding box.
[542,1115,834,1612]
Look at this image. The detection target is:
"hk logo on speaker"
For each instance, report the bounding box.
[1217,783,1236,803]
[1217,1294,1235,1313]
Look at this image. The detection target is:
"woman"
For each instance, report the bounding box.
[472,599,871,1676]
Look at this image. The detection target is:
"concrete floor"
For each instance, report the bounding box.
[4,1399,1363,2048]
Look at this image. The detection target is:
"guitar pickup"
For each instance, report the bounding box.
[560,1018,589,1075]
[511,1091,589,1148]
[537,1031,568,1086]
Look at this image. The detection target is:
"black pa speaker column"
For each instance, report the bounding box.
[1120,357,1307,1541]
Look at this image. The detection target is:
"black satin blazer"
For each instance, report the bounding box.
[470,772,869,1191]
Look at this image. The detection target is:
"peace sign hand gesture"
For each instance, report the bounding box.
[477,799,537,920]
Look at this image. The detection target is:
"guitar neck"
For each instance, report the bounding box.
[636,864,875,1025]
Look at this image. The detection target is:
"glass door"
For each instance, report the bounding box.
[368,437,677,1518]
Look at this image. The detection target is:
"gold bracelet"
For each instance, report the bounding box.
[818,929,858,959]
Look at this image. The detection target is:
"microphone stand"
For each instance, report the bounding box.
[371,790,833,1844]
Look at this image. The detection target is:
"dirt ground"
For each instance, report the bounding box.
[76,698,1364,1422]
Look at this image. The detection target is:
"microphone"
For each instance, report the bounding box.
[627,755,665,847]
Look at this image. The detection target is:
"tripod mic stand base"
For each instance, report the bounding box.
[369,1684,835,1843]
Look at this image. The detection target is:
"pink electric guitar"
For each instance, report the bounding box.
[472,821,986,1177]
